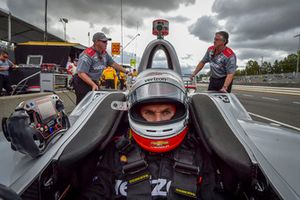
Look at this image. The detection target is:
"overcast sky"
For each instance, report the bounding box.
[1,0,300,74]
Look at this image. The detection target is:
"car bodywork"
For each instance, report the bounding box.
[0,38,300,200]
[182,75,197,92]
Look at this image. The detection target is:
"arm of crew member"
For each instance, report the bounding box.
[111,62,127,73]
[8,60,16,69]
[191,61,205,78]
[78,72,99,91]
[220,73,234,92]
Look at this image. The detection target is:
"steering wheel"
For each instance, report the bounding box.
[0,184,21,200]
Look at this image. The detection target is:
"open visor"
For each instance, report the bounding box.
[129,82,186,106]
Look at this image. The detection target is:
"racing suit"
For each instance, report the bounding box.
[73,47,115,104]
[79,131,226,200]
[201,46,237,92]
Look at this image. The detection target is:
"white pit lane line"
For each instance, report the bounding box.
[293,101,300,105]
[242,94,254,97]
[261,97,279,101]
[248,112,300,132]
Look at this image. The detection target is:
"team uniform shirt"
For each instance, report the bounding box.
[102,67,117,80]
[201,46,237,79]
[132,71,138,77]
[119,71,126,80]
[67,63,77,75]
[0,60,12,76]
[76,47,114,81]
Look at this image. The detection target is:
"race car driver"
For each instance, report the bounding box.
[78,69,227,200]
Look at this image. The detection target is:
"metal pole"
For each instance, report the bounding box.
[122,33,140,50]
[121,0,123,67]
[8,12,11,45]
[64,23,66,42]
[295,34,300,75]
[44,0,48,41]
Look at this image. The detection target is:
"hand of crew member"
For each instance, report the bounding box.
[92,84,99,91]
[11,65,17,69]
[190,73,195,80]
[219,86,228,93]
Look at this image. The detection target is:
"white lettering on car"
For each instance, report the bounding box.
[115,178,171,196]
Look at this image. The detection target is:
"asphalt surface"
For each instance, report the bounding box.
[233,90,300,128]
[197,84,300,131]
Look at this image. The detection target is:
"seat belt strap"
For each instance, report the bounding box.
[121,144,152,200]
[168,148,200,199]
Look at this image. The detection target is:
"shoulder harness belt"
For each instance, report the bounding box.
[117,136,200,200]
[168,148,200,199]
[118,136,152,200]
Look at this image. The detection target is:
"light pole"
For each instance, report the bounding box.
[59,18,68,42]
[118,33,140,67]
[44,0,48,41]
[122,33,140,50]
[294,34,300,75]
[120,0,123,66]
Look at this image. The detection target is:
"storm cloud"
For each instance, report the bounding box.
[189,0,300,63]
[167,16,190,24]
[188,15,220,41]
[6,0,195,30]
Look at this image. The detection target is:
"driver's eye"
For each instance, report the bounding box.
[162,110,171,116]
[145,111,155,116]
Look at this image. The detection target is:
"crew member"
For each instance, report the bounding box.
[73,32,128,104]
[67,58,78,76]
[102,66,117,89]
[79,70,226,200]
[130,68,138,85]
[191,31,237,93]
[132,69,138,77]
[119,70,127,90]
[0,50,15,96]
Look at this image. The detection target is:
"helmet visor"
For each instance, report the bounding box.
[129,82,185,106]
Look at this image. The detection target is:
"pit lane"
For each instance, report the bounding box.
[197,84,300,131]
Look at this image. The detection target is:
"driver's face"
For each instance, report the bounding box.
[140,103,176,122]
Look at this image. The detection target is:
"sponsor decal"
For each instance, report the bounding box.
[144,77,167,83]
[128,173,150,184]
[116,178,171,196]
[150,140,169,148]
[175,188,196,198]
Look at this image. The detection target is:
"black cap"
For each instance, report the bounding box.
[92,32,112,42]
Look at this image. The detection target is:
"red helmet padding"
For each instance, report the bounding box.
[131,127,188,153]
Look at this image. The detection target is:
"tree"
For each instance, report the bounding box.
[245,60,260,75]
[261,61,272,74]
[235,69,242,76]
[273,60,280,73]
[279,54,297,73]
